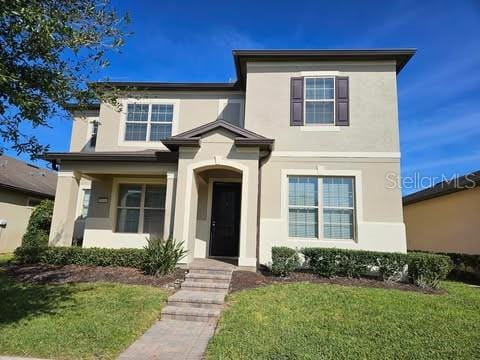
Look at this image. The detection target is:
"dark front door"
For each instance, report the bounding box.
[210,182,241,257]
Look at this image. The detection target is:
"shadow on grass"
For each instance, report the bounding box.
[0,273,75,325]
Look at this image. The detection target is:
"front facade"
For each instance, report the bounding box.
[404,171,480,255]
[46,49,414,268]
[0,155,57,252]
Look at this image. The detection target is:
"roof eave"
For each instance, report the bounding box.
[42,151,179,163]
[233,49,416,87]
[160,138,201,151]
[0,183,55,199]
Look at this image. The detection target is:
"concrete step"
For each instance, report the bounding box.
[181,280,230,293]
[188,262,233,275]
[188,267,233,276]
[168,290,225,309]
[161,305,221,323]
[186,272,231,283]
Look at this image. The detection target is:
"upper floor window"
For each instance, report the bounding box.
[291,76,349,127]
[288,176,355,240]
[304,77,335,125]
[125,103,173,141]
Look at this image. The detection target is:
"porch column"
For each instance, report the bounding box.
[49,171,81,246]
[163,172,177,240]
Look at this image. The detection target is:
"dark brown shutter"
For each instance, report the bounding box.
[335,76,349,126]
[290,77,304,126]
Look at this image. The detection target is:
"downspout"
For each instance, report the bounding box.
[256,149,271,270]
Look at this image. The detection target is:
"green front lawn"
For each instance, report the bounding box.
[0,253,13,266]
[0,272,169,359]
[207,281,480,359]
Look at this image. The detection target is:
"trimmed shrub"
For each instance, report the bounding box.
[299,247,451,289]
[13,246,45,264]
[14,246,146,268]
[414,252,480,283]
[271,247,300,276]
[301,248,408,280]
[143,238,187,276]
[407,252,452,289]
[21,199,54,247]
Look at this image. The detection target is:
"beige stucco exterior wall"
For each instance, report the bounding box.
[258,156,406,264]
[94,92,244,152]
[404,187,480,255]
[49,172,80,246]
[69,110,100,152]
[244,61,400,153]
[0,188,35,252]
[172,129,259,267]
[54,59,408,266]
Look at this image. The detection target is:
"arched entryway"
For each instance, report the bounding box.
[194,167,242,259]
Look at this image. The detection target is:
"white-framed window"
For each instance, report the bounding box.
[124,103,173,141]
[115,183,166,234]
[217,99,244,127]
[304,77,335,125]
[288,176,355,240]
[81,189,91,218]
[89,121,98,147]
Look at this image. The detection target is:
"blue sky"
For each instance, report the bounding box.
[6,0,480,194]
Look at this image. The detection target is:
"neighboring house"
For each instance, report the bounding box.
[44,49,414,269]
[0,155,57,252]
[403,171,480,255]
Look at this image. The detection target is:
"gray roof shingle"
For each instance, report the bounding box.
[0,155,57,198]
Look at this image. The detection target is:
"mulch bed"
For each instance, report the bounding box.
[231,269,444,295]
[4,263,187,288]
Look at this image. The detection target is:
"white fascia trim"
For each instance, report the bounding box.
[271,151,401,159]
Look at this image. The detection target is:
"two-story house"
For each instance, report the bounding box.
[45,49,415,269]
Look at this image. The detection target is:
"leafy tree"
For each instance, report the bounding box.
[0,0,129,159]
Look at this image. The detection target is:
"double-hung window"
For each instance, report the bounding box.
[288,176,355,240]
[304,77,335,125]
[116,184,166,234]
[125,103,173,141]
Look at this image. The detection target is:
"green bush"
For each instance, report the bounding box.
[407,252,452,289]
[21,199,54,247]
[299,247,451,289]
[424,252,480,282]
[14,246,146,268]
[271,247,300,276]
[13,246,45,264]
[143,238,187,276]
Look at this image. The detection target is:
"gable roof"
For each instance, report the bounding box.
[0,155,57,198]
[403,170,480,205]
[94,49,416,91]
[161,120,274,151]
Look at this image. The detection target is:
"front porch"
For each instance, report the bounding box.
[46,121,273,269]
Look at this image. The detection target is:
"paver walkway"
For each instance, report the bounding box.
[118,259,235,360]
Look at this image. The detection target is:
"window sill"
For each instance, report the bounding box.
[300,126,341,132]
[287,237,356,243]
